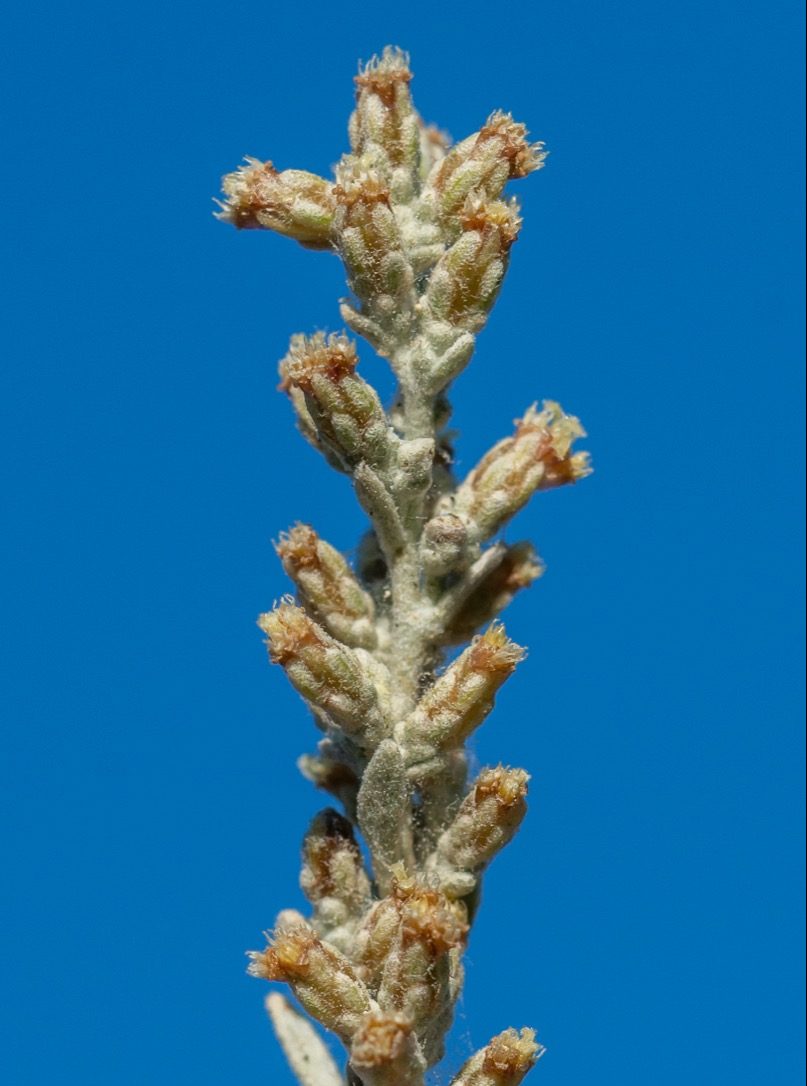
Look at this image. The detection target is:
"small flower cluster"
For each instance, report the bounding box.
[218,46,589,1086]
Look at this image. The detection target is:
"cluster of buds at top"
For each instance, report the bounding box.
[220,44,590,1086]
[349,47,421,199]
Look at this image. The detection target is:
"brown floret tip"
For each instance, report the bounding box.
[351,1013,413,1067]
[257,602,327,665]
[467,624,525,674]
[483,1027,542,1075]
[475,766,530,808]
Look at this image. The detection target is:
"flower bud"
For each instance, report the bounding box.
[218,158,335,248]
[426,198,522,333]
[301,809,372,931]
[350,1012,426,1086]
[396,882,468,957]
[350,48,421,194]
[450,1028,544,1085]
[279,333,393,473]
[430,112,545,233]
[427,766,529,898]
[402,624,524,765]
[333,169,415,330]
[443,542,544,644]
[259,601,387,746]
[375,881,467,1066]
[276,523,377,650]
[248,924,372,1044]
[421,513,470,577]
[455,401,591,542]
[354,894,405,993]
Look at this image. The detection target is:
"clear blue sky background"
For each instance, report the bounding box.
[2,1,804,1083]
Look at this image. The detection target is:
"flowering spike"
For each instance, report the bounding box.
[218,45,590,1086]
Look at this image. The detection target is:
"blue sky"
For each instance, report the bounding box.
[2,1,804,1083]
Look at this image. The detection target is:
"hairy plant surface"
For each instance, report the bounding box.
[217,46,590,1086]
